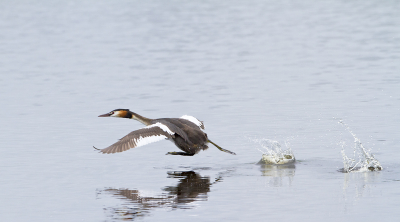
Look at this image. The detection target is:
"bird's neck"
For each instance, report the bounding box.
[129,111,152,126]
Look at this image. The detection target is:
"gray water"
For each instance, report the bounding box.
[1,1,399,221]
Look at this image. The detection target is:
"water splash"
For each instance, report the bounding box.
[338,120,382,173]
[247,137,295,164]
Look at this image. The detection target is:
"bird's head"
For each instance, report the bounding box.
[98,109,132,118]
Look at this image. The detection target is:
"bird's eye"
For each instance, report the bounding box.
[110,111,114,115]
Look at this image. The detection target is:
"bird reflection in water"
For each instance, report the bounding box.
[259,164,296,187]
[98,171,222,220]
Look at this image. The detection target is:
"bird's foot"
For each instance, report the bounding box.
[166,151,194,156]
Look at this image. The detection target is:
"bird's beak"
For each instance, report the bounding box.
[98,113,111,117]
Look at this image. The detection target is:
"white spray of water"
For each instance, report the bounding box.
[247,137,295,164]
[338,120,382,173]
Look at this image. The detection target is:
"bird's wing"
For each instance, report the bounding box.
[156,119,190,142]
[179,115,205,129]
[95,122,175,154]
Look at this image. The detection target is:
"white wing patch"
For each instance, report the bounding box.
[145,122,175,135]
[134,134,168,148]
[180,115,205,129]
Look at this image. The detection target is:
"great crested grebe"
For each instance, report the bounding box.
[94,109,236,156]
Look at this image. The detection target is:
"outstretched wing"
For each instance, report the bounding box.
[95,122,175,154]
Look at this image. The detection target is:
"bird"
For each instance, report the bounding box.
[94,109,236,156]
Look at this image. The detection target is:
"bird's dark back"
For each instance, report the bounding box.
[154,118,207,144]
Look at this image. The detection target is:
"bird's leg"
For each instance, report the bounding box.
[207,140,236,155]
[166,151,195,156]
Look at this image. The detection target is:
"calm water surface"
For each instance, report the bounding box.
[1,1,399,221]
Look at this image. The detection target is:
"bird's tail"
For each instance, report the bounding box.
[207,139,236,155]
